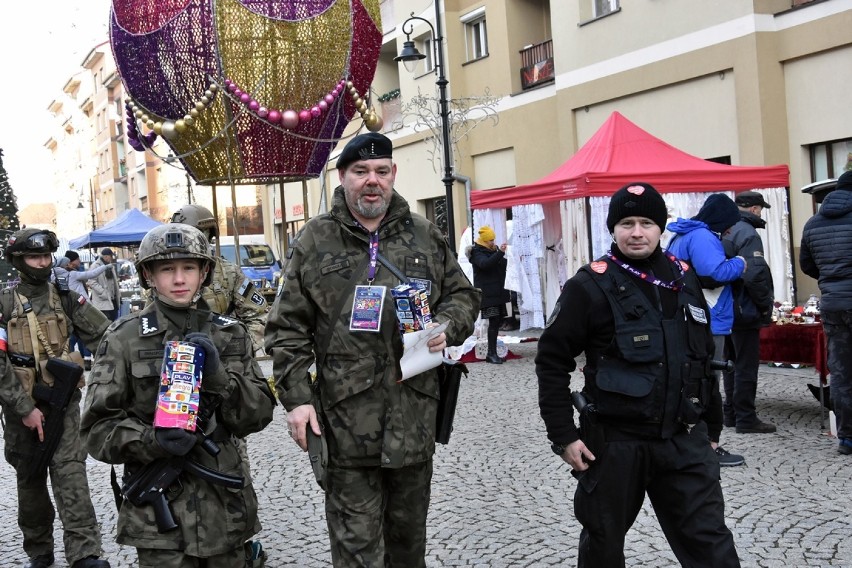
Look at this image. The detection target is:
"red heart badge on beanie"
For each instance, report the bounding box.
[627,185,646,195]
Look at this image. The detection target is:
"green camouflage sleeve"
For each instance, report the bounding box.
[0,355,36,418]
[62,291,111,352]
[264,235,316,411]
[80,326,168,465]
[217,326,276,437]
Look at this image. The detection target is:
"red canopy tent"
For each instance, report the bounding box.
[470,111,789,209]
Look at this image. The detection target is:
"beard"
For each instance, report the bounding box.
[350,191,390,219]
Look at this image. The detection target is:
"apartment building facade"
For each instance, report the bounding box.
[306,0,851,302]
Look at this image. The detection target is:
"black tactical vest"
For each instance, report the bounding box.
[581,256,713,439]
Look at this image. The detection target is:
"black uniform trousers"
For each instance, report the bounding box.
[574,422,740,568]
[723,328,762,427]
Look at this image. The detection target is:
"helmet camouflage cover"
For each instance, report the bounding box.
[136,223,214,289]
[171,204,218,240]
[5,228,60,257]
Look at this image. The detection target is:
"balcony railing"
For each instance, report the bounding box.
[519,39,554,90]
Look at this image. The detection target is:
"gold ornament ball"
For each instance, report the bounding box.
[184,115,196,126]
[346,80,354,89]
[152,122,163,135]
[200,96,210,105]
[134,109,144,119]
[204,90,214,99]
[141,114,150,123]
[190,108,200,118]
[209,83,218,92]
[364,112,384,132]
[174,119,188,134]
[194,101,206,112]
[146,119,155,129]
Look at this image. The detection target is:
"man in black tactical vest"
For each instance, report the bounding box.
[536,183,740,567]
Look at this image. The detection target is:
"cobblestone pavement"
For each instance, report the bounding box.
[2,339,850,566]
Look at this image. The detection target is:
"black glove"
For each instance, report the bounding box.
[154,428,196,456]
[184,332,221,376]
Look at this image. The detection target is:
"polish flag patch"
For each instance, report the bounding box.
[77,296,87,305]
[590,261,608,274]
[627,185,646,195]
[680,261,690,271]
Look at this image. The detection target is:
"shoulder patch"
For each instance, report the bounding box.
[752,251,763,258]
[250,291,265,306]
[590,261,608,274]
[78,295,87,305]
[212,314,239,327]
[238,277,252,296]
[140,313,161,336]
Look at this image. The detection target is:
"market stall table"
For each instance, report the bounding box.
[759,322,829,426]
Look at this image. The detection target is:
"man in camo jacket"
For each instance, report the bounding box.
[265,132,480,567]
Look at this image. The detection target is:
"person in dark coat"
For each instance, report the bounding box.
[800,170,852,455]
[469,226,510,364]
[723,191,776,433]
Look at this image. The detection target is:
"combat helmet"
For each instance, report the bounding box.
[171,204,218,241]
[136,223,214,289]
[5,228,59,282]
[5,228,59,257]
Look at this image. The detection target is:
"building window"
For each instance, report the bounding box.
[810,138,852,181]
[594,0,620,18]
[424,196,448,238]
[461,7,488,62]
[422,37,435,73]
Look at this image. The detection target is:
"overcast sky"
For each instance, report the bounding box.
[0,2,110,209]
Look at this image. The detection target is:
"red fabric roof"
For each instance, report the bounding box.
[471,111,790,209]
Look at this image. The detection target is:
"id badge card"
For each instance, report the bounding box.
[350,285,386,332]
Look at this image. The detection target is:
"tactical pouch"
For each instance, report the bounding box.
[14,366,37,398]
[7,312,68,356]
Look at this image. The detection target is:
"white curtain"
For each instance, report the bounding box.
[510,204,546,329]
[559,198,590,283]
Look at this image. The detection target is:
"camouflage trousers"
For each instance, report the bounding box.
[2,390,102,564]
[325,459,433,568]
[823,310,852,440]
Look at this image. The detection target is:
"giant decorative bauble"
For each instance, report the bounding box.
[111,0,382,185]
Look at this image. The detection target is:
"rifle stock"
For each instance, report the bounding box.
[25,358,83,479]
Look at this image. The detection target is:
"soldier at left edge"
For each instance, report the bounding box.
[0,228,112,568]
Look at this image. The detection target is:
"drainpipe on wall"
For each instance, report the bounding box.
[454,173,473,247]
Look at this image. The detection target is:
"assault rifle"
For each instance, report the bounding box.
[22,357,82,479]
[122,456,244,533]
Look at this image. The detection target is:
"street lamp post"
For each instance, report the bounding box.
[395,5,457,253]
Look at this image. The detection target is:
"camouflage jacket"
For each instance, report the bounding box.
[265,187,480,468]
[80,300,275,555]
[202,257,269,351]
[0,281,109,418]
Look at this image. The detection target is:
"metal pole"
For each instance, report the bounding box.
[434,1,456,253]
[89,181,97,229]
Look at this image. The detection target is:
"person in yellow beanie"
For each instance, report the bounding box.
[468,226,510,363]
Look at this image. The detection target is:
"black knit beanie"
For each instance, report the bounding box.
[606,182,668,233]
[692,193,741,234]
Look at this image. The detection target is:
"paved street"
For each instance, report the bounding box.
[2,339,850,567]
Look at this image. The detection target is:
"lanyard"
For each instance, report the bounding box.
[367,231,379,283]
[606,251,685,291]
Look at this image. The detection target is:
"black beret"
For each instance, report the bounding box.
[336,133,393,170]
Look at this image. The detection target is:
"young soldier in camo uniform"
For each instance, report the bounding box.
[265,132,480,567]
[0,228,111,568]
[81,223,275,567]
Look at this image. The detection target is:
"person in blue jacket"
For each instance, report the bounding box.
[667,193,747,465]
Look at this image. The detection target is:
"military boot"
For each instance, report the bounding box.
[24,553,54,568]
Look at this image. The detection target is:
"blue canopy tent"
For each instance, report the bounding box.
[69,208,163,249]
